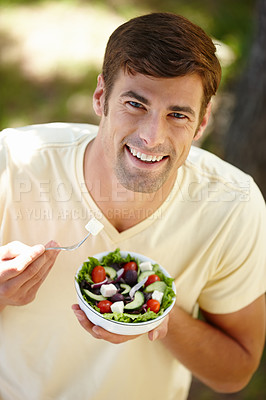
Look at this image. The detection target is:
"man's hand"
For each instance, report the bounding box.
[72,304,169,344]
[0,240,60,310]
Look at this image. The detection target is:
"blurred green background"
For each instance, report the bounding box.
[0,0,265,398]
[0,0,256,132]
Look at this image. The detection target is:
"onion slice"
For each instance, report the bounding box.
[129,277,148,299]
[113,268,124,283]
[91,277,108,289]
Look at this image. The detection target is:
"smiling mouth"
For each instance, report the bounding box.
[127,145,166,163]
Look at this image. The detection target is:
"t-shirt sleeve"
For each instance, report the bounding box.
[198,178,266,314]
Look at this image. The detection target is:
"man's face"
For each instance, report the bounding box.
[93,70,210,193]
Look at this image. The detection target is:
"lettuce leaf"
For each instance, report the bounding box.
[153,264,174,287]
[76,257,100,284]
[161,286,176,310]
[101,248,135,266]
[103,310,163,323]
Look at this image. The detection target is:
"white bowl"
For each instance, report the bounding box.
[74,251,176,335]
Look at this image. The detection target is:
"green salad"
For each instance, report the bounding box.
[76,249,175,323]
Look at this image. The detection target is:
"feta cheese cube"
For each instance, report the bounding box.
[111,301,124,314]
[85,217,104,236]
[139,261,153,272]
[152,290,164,304]
[100,284,117,297]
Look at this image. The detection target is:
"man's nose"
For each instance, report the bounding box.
[139,113,166,147]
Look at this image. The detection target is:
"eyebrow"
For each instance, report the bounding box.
[169,105,195,118]
[121,90,196,117]
[121,90,150,106]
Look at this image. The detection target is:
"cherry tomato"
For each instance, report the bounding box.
[91,266,106,283]
[147,299,160,313]
[123,261,138,272]
[145,274,161,287]
[98,300,112,313]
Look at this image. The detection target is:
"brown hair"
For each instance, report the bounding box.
[102,12,221,118]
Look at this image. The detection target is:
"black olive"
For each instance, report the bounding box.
[80,280,90,290]
[110,293,125,303]
[109,263,122,271]
[124,270,138,286]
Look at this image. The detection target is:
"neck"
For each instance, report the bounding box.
[83,139,176,232]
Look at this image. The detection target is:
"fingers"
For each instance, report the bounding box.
[0,241,40,260]
[1,241,59,284]
[0,241,46,279]
[148,314,169,341]
[18,244,59,296]
[90,326,141,344]
[72,304,101,340]
[72,304,140,344]
[72,304,145,344]
[0,240,60,307]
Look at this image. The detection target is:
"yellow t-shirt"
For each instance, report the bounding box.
[0,123,265,400]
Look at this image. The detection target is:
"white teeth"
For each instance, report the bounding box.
[129,146,164,162]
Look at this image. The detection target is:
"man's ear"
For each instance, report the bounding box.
[93,74,105,117]
[193,102,212,141]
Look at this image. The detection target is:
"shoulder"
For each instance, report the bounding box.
[183,146,256,202]
[0,122,98,150]
[0,122,98,173]
[185,146,250,189]
[180,146,265,234]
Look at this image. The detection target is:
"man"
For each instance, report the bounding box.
[0,12,265,400]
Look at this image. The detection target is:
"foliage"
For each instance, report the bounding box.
[0,60,100,129]
[0,0,256,130]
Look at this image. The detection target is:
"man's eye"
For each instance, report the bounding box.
[171,112,186,119]
[128,101,143,109]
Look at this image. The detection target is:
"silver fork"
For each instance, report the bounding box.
[45,217,104,251]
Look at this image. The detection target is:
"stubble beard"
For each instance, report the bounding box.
[114,149,173,194]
